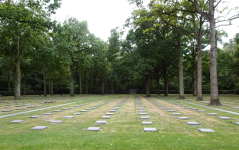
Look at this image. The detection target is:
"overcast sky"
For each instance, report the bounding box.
[51,0,239,47]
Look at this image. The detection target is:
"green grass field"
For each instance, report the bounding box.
[0,94,239,150]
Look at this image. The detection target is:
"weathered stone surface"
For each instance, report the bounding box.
[2,110,12,112]
[218,117,232,120]
[31,126,48,130]
[234,122,239,125]
[191,108,199,110]
[178,117,189,120]
[139,113,147,115]
[95,121,107,124]
[207,113,218,116]
[54,110,62,112]
[140,116,149,119]
[87,127,101,131]
[29,116,41,118]
[106,113,114,115]
[80,110,88,112]
[101,116,111,119]
[50,120,63,124]
[109,110,116,112]
[44,113,52,115]
[64,116,74,119]
[198,128,216,132]
[143,127,157,132]
[141,122,153,125]
[168,110,175,112]
[172,113,181,115]
[198,110,207,112]
[138,110,146,112]
[186,122,200,125]
[9,120,25,123]
[62,108,69,110]
[16,108,24,110]
[73,113,81,115]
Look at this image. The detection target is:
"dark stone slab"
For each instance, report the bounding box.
[234,122,239,125]
[2,110,12,112]
[31,126,48,130]
[87,127,101,131]
[15,106,21,107]
[16,108,24,110]
[62,108,69,110]
[80,110,87,112]
[168,110,175,112]
[143,127,157,132]
[198,128,216,132]
[4,107,12,108]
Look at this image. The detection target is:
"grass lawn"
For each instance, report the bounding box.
[0,94,239,150]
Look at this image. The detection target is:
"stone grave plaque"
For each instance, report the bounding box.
[15,106,21,107]
[106,113,114,115]
[2,110,12,112]
[29,116,41,118]
[0,125,2,128]
[86,108,92,110]
[178,117,189,120]
[143,127,157,132]
[64,116,74,119]
[186,107,192,109]
[139,113,147,115]
[80,110,88,112]
[95,121,107,124]
[87,127,101,131]
[191,108,199,110]
[234,122,239,125]
[198,110,207,112]
[62,108,69,110]
[207,113,218,116]
[198,128,216,132]
[232,107,239,109]
[101,116,111,119]
[140,116,149,119]
[109,110,116,112]
[141,122,153,125]
[73,113,81,115]
[219,117,232,120]
[50,120,63,124]
[74,105,80,107]
[168,110,175,112]
[139,110,146,112]
[173,113,181,116]
[138,108,144,110]
[27,106,34,108]
[69,107,75,109]
[16,108,24,110]
[54,110,62,112]
[186,122,200,125]
[6,104,12,106]
[9,120,25,123]
[31,126,48,130]
[4,107,12,108]
[44,113,52,115]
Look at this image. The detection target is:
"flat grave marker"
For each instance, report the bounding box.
[191,108,199,110]
[31,126,48,130]
[9,120,25,123]
[95,121,107,124]
[109,110,116,112]
[101,116,111,119]
[2,110,12,112]
[16,108,24,110]
[141,122,153,125]
[106,113,114,115]
[64,116,74,119]
[198,110,207,112]
[80,110,87,112]
[73,113,81,115]
[168,110,175,112]
[186,122,200,125]
[173,113,181,115]
[219,117,232,120]
[139,113,147,115]
[50,120,63,124]
[44,113,52,115]
[29,116,41,118]
[198,128,216,132]
[234,122,239,125]
[140,116,149,119]
[87,127,101,131]
[178,117,189,120]
[62,108,69,110]
[54,110,62,112]
[139,110,146,112]
[207,113,218,116]
[143,127,157,132]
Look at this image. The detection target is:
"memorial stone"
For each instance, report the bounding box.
[143,127,157,132]
[198,128,216,132]
[87,127,101,131]
[31,126,48,130]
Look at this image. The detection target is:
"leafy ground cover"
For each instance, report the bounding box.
[0,94,239,150]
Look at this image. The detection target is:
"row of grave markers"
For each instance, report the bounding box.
[87,96,129,131]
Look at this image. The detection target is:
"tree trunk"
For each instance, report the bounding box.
[79,72,82,94]
[70,65,74,96]
[51,81,53,95]
[192,44,197,96]
[43,61,47,97]
[14,57,21,100]
[209,1,221,105]
[145,75,150,97]
[49,80,50,95]
[177,35,185,99]
[111,82,114,94]
[101,68,104,95]
[86,78,88,94]
[163,73,168,96]
[23,74,26,95]
[7,69,11,91]
[157,75,160,95]
[196,38,203,101]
